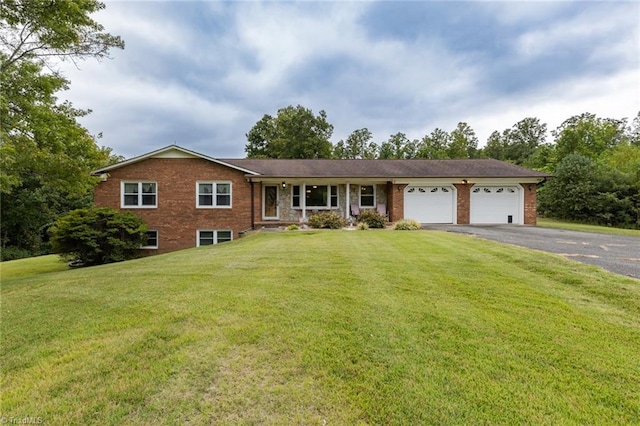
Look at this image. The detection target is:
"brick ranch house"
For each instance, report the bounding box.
[93,145,550,254]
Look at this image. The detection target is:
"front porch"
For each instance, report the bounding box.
[256,182,393,225]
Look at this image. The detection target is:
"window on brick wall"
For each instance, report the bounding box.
[141,230,158,249]
[122,182,157,208]
[197,182,232,208]
[197,230,233,246]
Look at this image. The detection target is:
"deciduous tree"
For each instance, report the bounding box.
[245,105,334,159]
[0,0,123,256]
[416,128,450,159]
[553,113,626,163]
[448,122,478,158]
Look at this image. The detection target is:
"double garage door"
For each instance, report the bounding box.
[404,185,521,224]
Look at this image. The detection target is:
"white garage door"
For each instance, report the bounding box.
[404,186,454,223]
[470,186,521,224]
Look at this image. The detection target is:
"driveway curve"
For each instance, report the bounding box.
[425,225,640,279]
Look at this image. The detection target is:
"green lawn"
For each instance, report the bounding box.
[1,254,69,278]
[2,230,639,425]
[537,217,640,237]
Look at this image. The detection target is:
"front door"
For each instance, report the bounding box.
[263,185,279,219]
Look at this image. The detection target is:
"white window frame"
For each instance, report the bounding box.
[291,185,339,209]
[196,230,233,247]
[196,181,232,208]
[359,185,376,208]
[121,181,157,208]
[141,230,159,249]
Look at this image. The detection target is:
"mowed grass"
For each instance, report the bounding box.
[1,254,69,278]
[538,217,640,237]
[2,231,639,425]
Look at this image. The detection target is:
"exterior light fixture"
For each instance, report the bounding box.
[281,181,286,188]
[462,179,468,184]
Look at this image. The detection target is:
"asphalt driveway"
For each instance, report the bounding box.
[425,225,640,279]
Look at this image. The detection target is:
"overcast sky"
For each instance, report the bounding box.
[59,1,639,159]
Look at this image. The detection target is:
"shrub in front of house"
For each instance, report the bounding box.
[393,219,422,230]
[285,224,299,231]
[309,212,346,229]
[50,207,148,266]
[357,210,387,228]
[357,222,369,230]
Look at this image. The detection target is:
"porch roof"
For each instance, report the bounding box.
[220,158,551,179]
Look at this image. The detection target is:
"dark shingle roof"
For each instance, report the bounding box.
[220,158,550,179]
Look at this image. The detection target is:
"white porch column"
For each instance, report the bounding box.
[301,182,306,221]
[346,182,350,220]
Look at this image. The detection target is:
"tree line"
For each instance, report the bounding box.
[247,106,640,229]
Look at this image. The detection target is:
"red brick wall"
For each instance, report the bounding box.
[522,183,537,225]
[388,183,408,222]
[252,181,262,224]
[94,158,253,254]
[454,183,472,224]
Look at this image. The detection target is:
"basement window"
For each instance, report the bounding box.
[197,230,233,247]
[141,230,158,249]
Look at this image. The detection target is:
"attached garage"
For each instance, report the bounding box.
[470,185,521,224]
[404,186,455,223]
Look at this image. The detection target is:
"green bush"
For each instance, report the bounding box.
[357,210,387,228]
[285,224,300,231]
[309,211,346,229]
[357,222,369,230]
[0,246,33,261]
[50,207,148,266]
[393,219,422,230]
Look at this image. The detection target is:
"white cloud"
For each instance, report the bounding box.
[49,1,639,158]
[459,68,640,146]
[513,3,638,65]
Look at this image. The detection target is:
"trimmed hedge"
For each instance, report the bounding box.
[393,219,422,230]
[309,212,346,229]
[357,210,387,228]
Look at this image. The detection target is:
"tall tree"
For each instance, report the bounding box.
[0,0,123,71]
[628,111,640,147]
[482,130,506,161]
[379,132,414,159]
[448,122,478,158]
[416,128,450,159]
[345,128,375,159]
[0,0,123,256]
[505,117,547,165]
[245,105,334,159]
[483,117,547,165]
[553,113,626,163]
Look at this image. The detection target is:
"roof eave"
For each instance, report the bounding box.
[92,145,260,176]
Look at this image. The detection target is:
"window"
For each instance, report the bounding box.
[292,185,338,208]
[197,230,233,246]
[360,185,375,207]
[122,182,157,207]
[141,230,158,249]
[292,185,300,208]
[197,182,231,208]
